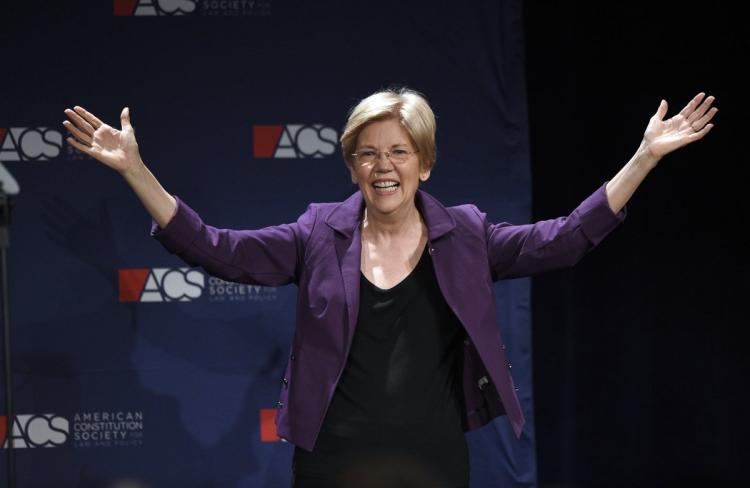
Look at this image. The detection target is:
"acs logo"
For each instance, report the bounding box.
[0,127,63,194]
[119,267,205,302]
[114,0,196,16]
[0,414,69,449]
[0,127,63,161]
[253,124,338,159]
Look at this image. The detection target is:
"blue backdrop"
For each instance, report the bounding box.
[1,1,535,486]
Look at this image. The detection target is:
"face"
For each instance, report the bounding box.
[349,118,431,219]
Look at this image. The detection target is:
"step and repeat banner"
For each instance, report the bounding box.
[1,0,535,486]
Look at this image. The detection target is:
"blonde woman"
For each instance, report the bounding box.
[63,88,716,487]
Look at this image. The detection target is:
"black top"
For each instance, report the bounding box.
[319,242,467,443]
[295,244,470,486]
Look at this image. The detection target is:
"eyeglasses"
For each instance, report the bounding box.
[351,148,419,167]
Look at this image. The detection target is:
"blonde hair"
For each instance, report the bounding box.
[340,87,436,171]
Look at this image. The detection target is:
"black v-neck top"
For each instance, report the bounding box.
[319,243,467,443]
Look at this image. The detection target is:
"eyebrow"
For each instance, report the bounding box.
[356,143,410,149]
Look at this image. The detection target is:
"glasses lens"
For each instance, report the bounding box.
[357,150,376,166]
[390,149,409,163]
[355,149,413,166]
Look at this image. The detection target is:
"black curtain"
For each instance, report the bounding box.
[526,2,749,486]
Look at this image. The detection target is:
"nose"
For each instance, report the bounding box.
[372,151,394,171]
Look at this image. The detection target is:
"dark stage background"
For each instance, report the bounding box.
[525,2,748,487]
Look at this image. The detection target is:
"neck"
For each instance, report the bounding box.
[362,201,423,243]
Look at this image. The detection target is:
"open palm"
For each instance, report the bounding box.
[642,92,717,160]
[63,106,141,175]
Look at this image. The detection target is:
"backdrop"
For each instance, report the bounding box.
[525,2,749,486]
[1,1,537,486]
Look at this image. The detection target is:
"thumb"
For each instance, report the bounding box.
[654,99,668,121]
[120,107,132,130]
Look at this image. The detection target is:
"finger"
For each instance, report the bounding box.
[687,95,715,123]
[66,136,95,156]
[120,107,133,130]
[73,105,104,130]
[62,120,93,145]
[65,108,96,136]
[686,123,713,143]
[654,99,668,121]
[691,107,718,131]
[678,92,706,119]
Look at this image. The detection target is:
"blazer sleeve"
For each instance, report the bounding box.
[149,195,317,286]
[473,181,626,281]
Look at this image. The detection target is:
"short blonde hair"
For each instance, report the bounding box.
[340,87,436,171]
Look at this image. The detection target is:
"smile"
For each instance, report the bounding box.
[372,181,400,195]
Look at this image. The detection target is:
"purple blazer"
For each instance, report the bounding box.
[150,182,626,452]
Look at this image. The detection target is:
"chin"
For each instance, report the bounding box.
[363,189,413,214]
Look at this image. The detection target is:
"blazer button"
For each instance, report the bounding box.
[282,378,288,387]
[290,353,295,361]
[277,401,284,408]
[507,362,512,370]
[500,344,506,350]
[428,247,435,255]
[477,376,489,391]
[514,387,520,392]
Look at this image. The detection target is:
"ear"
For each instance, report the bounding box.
[419,162,431,182]
[349,164,358,184]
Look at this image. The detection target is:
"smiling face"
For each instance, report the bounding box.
[349,117,431,220]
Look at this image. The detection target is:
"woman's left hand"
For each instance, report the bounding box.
[640,92,717,163]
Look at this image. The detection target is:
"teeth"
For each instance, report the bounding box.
[376,186,397,192]
[373,181,399,188]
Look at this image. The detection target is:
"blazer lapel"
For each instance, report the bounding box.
[414,189,456,242]
[325,191,364,351]
[324,189,457,354]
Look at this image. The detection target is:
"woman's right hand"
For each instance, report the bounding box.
[64,105,177,228]
[63,106,142,176]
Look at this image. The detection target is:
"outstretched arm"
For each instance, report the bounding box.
[478,182,625,281]
[64,105,309,286]
[606,92,717,214]
[150,198,316,286]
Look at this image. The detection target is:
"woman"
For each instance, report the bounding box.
[63,88,716,487]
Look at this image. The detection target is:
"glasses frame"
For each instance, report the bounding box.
[351,148,420,167]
